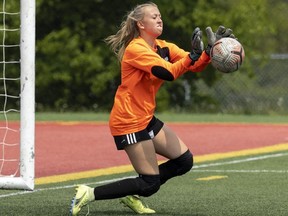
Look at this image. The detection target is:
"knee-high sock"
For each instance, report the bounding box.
[159,149,193,185]
[93,174,160,200]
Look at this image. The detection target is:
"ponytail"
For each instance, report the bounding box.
[105,2,157,61]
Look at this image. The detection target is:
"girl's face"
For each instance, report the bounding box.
[138,6,163,38]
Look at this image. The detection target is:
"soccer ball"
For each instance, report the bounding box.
[210,37,245,73]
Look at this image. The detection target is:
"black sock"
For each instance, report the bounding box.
[93,178,140,200]
[93,174,160,200]
[159,149,193,184]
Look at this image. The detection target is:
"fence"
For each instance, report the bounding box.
[194,54,288,114]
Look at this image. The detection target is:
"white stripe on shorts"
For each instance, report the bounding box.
[126,133,137,144]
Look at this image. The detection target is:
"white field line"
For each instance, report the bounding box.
[193,152,288,169]
[193,170,288,173]
[0,176,134,199]
[0,152,287,199]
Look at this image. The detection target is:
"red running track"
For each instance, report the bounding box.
[1,122,288,178]
[35,122,288,178]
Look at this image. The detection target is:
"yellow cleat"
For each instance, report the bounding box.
[69,185,95,216]
[120,195,156,214]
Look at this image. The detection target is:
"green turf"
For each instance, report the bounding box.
[34,112,288,123]
[3,112,288,123]
[1,151,287,215]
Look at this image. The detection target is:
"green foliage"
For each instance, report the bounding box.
[0,1,20,111]
[192,0,276,67]
[36,28,105,110]
[3,0,287,112]
[268,0,288,53]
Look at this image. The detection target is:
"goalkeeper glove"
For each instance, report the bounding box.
[205,25,236,56]
[189,27,204,61]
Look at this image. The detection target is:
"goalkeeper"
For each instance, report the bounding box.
[70,2,234,215]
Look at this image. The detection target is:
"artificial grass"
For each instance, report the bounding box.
[1,152,287,216]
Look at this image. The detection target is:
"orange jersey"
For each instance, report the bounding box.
[109,37,210,135]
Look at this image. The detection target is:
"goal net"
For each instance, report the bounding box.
[0,0,35,190]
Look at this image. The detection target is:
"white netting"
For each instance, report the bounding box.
[0,0,21,177]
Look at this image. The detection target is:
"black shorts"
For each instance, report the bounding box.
[113,116,164,150]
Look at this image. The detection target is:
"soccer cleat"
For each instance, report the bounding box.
[120,195,156,214]
[69,185,95,216]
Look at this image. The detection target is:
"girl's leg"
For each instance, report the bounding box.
[124,139,159,175]
[92,140,161,200]
[152,124,193,184]
[70,140,160,215]
[153,124,188,159]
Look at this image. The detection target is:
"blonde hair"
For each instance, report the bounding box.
[105,2,158,61]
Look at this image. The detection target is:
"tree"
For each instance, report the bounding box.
[34,0,287,112]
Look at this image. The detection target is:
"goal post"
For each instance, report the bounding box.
[0,0,35,190]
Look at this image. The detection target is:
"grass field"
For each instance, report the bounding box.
[4,112,288,123]
[37,112,288,123]
[1,113,288,215]
[0,150,287,215]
